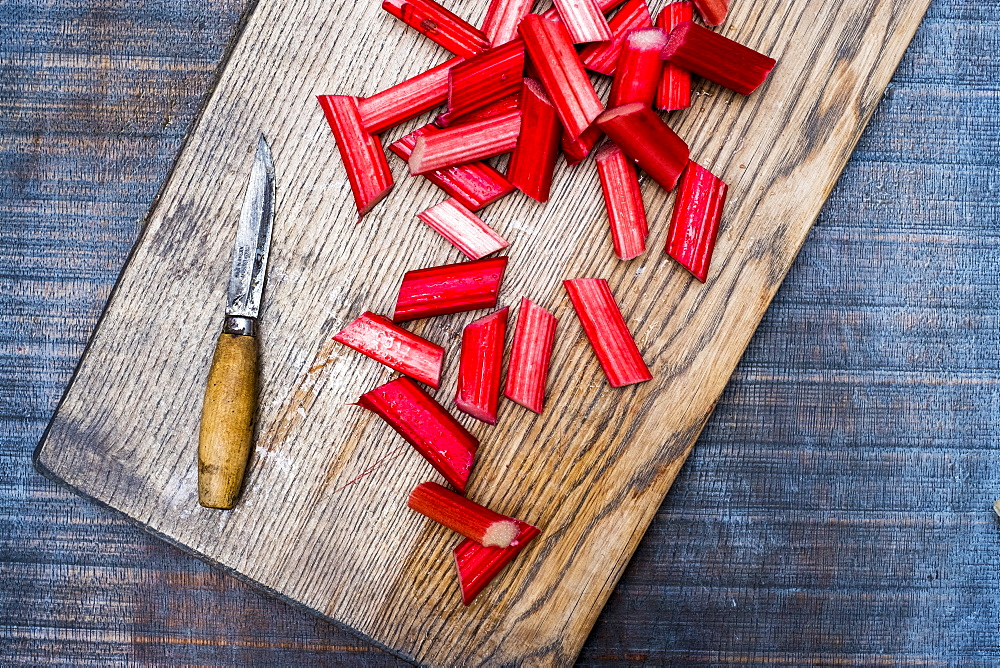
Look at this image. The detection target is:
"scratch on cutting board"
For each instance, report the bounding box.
[331,444,409,496]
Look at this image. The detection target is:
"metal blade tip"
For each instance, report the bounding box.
[255,134,275,176]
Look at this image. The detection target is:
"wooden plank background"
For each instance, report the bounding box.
[4,0,1000,665]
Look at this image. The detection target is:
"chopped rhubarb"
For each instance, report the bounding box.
[317,95,394,219]
[561,125,603,166]
[409,111,521,175]
[357,56,463,134]
[666,161,727,282]
[609,27,668,107]
[417,198,510,260]
[579,0,652,75]
[507,79,561,202]
[382,0,489,58]
[594,143,647,261]
[660,21,776,95]
[692,0,728,27]
[389,125,514,211]
[454,519,540,605]
[552,0,613,44]
[393,256,508,322]
[409,481,520,547]
[656,2,693,111]
[456,307,509,424]
[436,92,520,127]
[334,312,445,388]
[595,102,689,191]
[447,41,525,121]
[357,377,477,492]
[481,0,535,46]
[518,15,604,141]
[563,278,651,387]
[504,298,557,413]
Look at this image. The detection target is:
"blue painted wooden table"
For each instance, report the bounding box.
[2,0,998,664]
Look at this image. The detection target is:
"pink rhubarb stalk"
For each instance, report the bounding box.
[456,307,509,424]
[561,125,603,166]
[317,95,394,219]
[595,101,689,191]
[552,0,613,44]
[594,143,647,261]
[579,0,652,75]
[334,312,444,388]
[393,256,508,322]
[357,56,463,134]
[418,198,510,260]
[436,92,520,127]
[507,78,561,202]
[409,481,520,547]
[481,0,535,46]
[563,278,651,387]
[454,520,540,605]
[409,111,522,175]
[447,41,525,121]
[539,0,629,22]
[518,14,604,141]
[692,0,728,27]
[504,298,557,413]
[357,377,477,492]
[389,125,514,212]
[660,21,776,95]
[666,161,727,282]
[382,0,489,58]
[655,2,693,111]
[609,27,668,107]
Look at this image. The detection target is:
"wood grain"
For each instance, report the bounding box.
[31,0,931,665]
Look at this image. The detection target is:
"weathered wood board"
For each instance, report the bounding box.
[35,0,930,664]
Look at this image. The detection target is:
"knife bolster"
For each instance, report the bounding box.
[223,315,257,336]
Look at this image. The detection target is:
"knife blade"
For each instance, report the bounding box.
[198,135,276,509]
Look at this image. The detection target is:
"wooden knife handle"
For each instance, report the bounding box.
[198,332,258,509]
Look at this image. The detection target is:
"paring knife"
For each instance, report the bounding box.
[198,135,276,509]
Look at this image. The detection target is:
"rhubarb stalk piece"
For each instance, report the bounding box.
[595,102,689,191]
[666,161,727,282]
[579,0,652,75]
[382,0,490,58]
[656,2,693,111]
[563,278,651,387]
[539,0,629,22]
[660,22,776,95]
[409,111,521,175]
[390,125,514,211]
[317,95,394,219]
[519,15,604,141]
[507,79,561,202]
[692,0,728,26]
[409,481,520,547]
[417,198,510,260]
[393,256,508,322]
[504,298,557,413]
[436,93,520,127]
[357,56,463,134]
[334,312,445,388]
[552,0,613,44]
[561,125,602,166]
[454,520,540,605]
[357,377,478,492]
[447,41,525,121]
[481,0,535,46]
[594,143,647,260]
[608,27,668,108]
[456,307,509,424]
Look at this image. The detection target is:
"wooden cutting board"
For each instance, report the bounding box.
[35,0,930,664]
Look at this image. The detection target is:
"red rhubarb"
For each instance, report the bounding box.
[655,2,693,111]
[393,256,508,322]
[409,111,521,175]
[317,95,394,219]
[382,0,489,58]
[454,520,540,605]
[357,56,463,134]
[666,161,727,282]
[660,22,776,95]
[563,278,651,387]
[417,198,510,260]
[334,312,444,388]
[507,79,561,202]
[409,481,520,547]
[504,298,557,413]
[692,0,728,27]
[481,0,535,46]
[519,15,604,141]
[552,0,613,44]
[357,377,477,492]
[579,0,652,75]
[436,92,520,127]
[609,27,668,108]
[561,125,603,166]
[456,307,509,424]
[594,143,647,261]
[390,125,514,211]
[595,102,689,191]
[447,41,525,121]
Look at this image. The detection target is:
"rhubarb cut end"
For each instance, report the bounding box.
[454,397,499,425]
[482,520,519,548]
[454,521,541,605]
[408,138,430,175]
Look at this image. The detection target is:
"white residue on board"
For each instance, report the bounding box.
[507,219,535,234]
